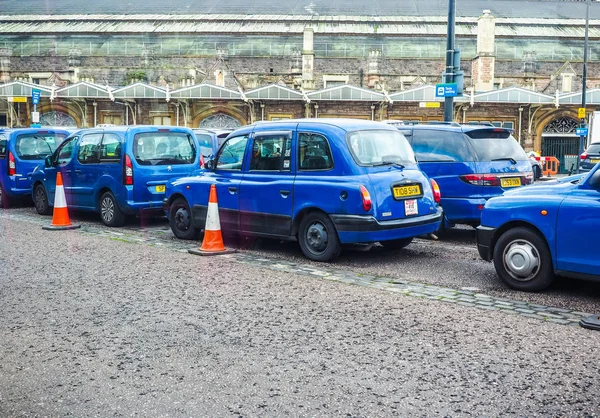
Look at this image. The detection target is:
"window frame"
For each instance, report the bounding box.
[77,133,103,164]
[214,135,249,171]
[248,131,293,172]
[98,133,124,164]
[297,131,335,172]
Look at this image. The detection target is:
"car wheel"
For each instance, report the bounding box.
[99,191,125,227]
[33,184,51,215]
[169,197,200,240]
[381,237,413,250]
[493,227,554,291]
[0,183,10,209]
[298,211,342,262]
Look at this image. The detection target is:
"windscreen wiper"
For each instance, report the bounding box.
[373,161,405,169]
[492,157,517,164]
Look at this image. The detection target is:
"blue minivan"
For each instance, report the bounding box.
[31,125,201,226]
[163,119,443,261]
[0,127,71,208]
[397,123,533,231]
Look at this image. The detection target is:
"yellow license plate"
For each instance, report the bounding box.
[590,159,600,164]
[155,185,166,193]
[393,185,421,198]
[500,178,521,188]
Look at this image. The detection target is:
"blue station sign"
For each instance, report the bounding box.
[435,83,458,98]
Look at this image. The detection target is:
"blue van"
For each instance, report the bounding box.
[193,128,233,160]
[31,125,201,226]
[163,119,443,261]
[0,127,71,208]
[397,123,533,231]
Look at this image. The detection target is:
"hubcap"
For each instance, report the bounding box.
[174,207,190,231]
[502,239,540,281]
[306,221,328,254]
[101,197,114,222]
[35,188,46,210]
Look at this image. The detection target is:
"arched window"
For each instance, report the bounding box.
[199,113,242,129]
[40,111,77,127]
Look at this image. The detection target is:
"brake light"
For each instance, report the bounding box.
[123,154,133,185]
[430,179,441,203]
[459,174,501,186]
[200,154,205,168]
[8,151,16,176]
[581,153,588,160]
[359,185,372,212]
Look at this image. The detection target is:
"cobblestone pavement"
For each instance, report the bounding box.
[2,210,594,326]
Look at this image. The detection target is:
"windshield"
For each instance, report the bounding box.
[466,130,528,161]
[347,129,416,166]
[133,132,196,165]
[195,133,214,157]
[15,133,66,160]
[586,143,600,154]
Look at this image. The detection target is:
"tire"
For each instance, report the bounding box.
[492,227,554,292]
[33,184,52,215]
[297,211,342,262]
[381,237,414,250]
[0,183,8,209]
[169,197,200,240]
[99,191,125,227]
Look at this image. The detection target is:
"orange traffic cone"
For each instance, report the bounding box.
[42,171,80,231]
[188,184,235,256]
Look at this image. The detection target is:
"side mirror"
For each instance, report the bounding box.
[44,155,53,168]
[204,158,214,170]
[589,169,600,189]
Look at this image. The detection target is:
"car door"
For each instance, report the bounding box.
[46,136,78,206]
[238,131,294,237]
[555,179,600,275]
[201,134,248,233]
[71,132,103,209]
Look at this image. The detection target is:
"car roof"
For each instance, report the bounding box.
[251,118,399,132]
[408,123,511,134]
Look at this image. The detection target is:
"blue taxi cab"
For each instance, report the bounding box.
[477,166,600,291]
[163,119,443,261]
[31,125,200,226]
[0,127,71,207]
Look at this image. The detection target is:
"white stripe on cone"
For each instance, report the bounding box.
[205,201,221,231]
[54,184,67,208]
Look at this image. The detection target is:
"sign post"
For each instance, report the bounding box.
[31,89,41,127]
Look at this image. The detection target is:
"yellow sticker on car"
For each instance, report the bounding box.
[156,185,166,193]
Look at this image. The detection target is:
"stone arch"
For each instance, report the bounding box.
[534,109,580,172]
[37,103,80,127]
[192,105,247,128]
[533,109,578,153]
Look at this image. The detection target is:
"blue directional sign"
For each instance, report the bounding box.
[435,83,458,98]
[32,89,41,105]
[576,127,589,136]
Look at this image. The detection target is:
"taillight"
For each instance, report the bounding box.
[430,179,441,203]
[8,151,16,176]
[581,153,588,160]
[359,185,372,212]
[459,174,501,186]
[200,154,205,168]
[123,154,133,185]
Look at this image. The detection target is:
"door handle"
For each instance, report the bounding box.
[279,189,290,196]
[74,170,82,174]
[228,187,237,194]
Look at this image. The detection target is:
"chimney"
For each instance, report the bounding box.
[471,9,496,91]
[301,27,315,90]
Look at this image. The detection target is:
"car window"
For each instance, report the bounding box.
[411,129,473,162]
[217,133,230,147]
[15,133,67,160]
[298,133,334,170]
[133,132,196,166]
[587,144,600,153]
[56,137,77,166]
[99,133,122,163]
[466,129,528,161]
[250,134,291,171]
[0,134,6,157]
[78,133,102,164]
[347,129,415,166]
[216,135,248,170]
[195,133,214,157]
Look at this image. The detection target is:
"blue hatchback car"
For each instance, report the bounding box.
[0,127,71,208]
[397,123,533,231]
[163,119,443,261]
[477,166,600,291]
[31,125,201,226]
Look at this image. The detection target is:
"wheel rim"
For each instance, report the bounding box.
[35,187,46,211]
[305,221,328,255]
[174,206,190,232]
[502,239,540,282]
[101,197,114,223]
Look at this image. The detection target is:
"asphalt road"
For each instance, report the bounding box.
[1,207,600,416]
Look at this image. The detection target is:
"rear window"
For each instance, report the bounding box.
[0,134,7,157]
[466,129,528,161]
[133,132,196,165]
[347,129,416,166]
[411,129,473,162]
[195,133,214,157]
[15,133,66,160]
[586,143,600,153]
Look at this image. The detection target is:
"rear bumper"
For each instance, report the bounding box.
[476,225,496,261]
[439,197,487,225]
[330,207,442,244]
